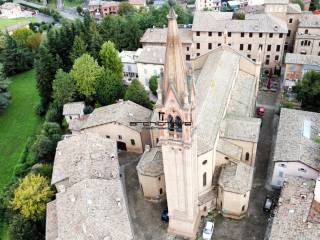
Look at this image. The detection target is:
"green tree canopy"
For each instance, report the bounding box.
[292,0,305,10]
[0,34,33,76]
[26,32,42,53]
[52,69,76,108]
[10,173,54,221]
[35,45,60,111]
[69,35,87,63]
[97,70,125,106]
[149,75,158,95]
[119,2,136,15]
[12,28,34,47]
[70,53,103,99]
[99,41,123,79]
[295,70,320,112]
[124,79,153,109]
[0,63,10,112]
[9,215,43,240]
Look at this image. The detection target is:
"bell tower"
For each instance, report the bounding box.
[156,1,200,238]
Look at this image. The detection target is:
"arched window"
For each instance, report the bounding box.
[305,29,308,34]
[167,115,174,131]
[175,116,183,132]
[203,172,207,186]
[245,152,250,161]
[308,41,311,46]
[160,188,163,195]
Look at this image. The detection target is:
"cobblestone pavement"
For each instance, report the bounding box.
[212,90,280,240]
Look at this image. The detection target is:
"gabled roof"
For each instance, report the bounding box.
[63,102,85,116]
[136,46,166,65]
[273,108,320,171]
[216,139,242,161]
[140,27,192,44]
[193,45,259,155]
[192,11,287,33]
[51,133,118,186]
[285,53,320,66]
[80,100,152,132]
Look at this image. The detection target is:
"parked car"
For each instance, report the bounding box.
[256,106,265,117]
[161,209,169,222]
[202,221,214,240]
[263,196,274,213]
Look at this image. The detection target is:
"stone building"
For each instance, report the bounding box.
[271,108,320,188]
[136,46,165,90]
[69,100,152,153]
[0,2,22,18]
[137,4,261,239]
[120,49,142,84]
[46,133,134,240]
[284,53,320,88]
[269,176,320,240]
[62,102,85,123]
[293,14,320,55]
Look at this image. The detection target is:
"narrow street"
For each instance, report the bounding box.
[213,90,280,240]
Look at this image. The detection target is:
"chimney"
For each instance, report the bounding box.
[314,175,320,203]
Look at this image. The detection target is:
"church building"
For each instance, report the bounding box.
[137,3,262,239]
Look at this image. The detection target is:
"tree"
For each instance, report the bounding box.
[124,79,153,109]
[149,75,158,95]
[0,35,33,76]
[26,33,42,53]
[310,0,320,10]
[70,54,103,99]
[99,41,123,78]
[122,17,143,50]
[10,173,53,221]
[69,36,87,63]
[9,215,43,240]
[52,69,76,108]
[31,134,57,162]
[98,15,125,49]
[12,28,34,47]
[89,31,103,60]
[295,70,320,112]
[119,2,136,15]
[35,45,60,111]
[97,70,125,105]
[292,0,304,10]
[0,64,10,112]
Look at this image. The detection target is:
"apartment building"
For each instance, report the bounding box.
[294,14,320,56]
[195,0,221,11]
[192,11,287,69]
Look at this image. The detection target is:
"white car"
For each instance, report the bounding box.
[202,221,214,240]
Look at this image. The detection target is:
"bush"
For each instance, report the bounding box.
[45,104,62,123]
[83,105,94,114]
[9,214,44,240]
[149,75,158,95]
[32,163,53,179]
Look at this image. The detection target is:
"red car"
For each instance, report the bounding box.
[256,106,265,117]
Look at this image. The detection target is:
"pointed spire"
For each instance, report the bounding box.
[162,1,188,105]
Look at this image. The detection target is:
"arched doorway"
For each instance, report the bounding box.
[117,141,127,151]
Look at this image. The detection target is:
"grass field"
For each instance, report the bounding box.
[0,17,37,30]
[0,70,42,191]
[64,0,84,7]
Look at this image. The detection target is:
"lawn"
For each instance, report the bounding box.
[0,70,42,191]
[0,17,37,30]
[64,0,84,7]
